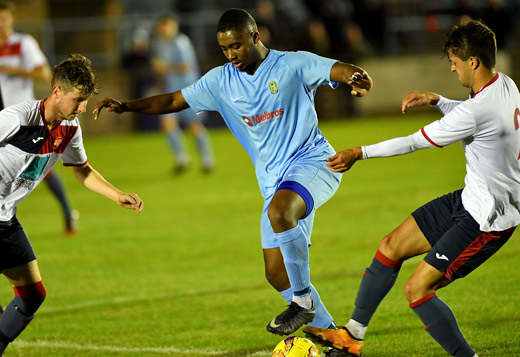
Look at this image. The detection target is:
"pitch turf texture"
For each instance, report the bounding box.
[2,114,519,356]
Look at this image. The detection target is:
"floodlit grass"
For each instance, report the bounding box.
[2,114,519,356]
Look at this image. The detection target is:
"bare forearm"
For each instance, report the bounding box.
[74,165,121,202]
[122,93,177,115]
[330,62,368,83]
[0,65,51,82]
[73,164,143,214]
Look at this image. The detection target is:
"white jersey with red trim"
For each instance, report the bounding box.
[0,32,48,107]
[362,72,520,231]
[0,100,87,221]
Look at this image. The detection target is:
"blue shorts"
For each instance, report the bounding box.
[412,189,515,281]
[260,157,342,249]
[0,216,37,271]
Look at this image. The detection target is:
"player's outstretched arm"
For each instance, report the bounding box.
[93,90,189,120]
[330,62,373,97]
[72,164,143,214]
[401,91,440,113]
[327,147,363,173]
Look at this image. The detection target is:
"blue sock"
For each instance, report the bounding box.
[279,285,334,328]
[275,225,310,295]
[351,250,401,325]
[166,127,188,165]
[44,171,72,218]
[411,294,475,356]
[194,130,214,169]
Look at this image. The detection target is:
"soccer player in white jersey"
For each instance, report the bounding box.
[94,7,372,348]
[0,54,143,355]
[304,20,520,357]
[0,0,79,235]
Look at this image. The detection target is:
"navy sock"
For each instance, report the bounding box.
[411,293,475,356]
[351,250,401,325]
[44,171,72,218]
[0,282,46,354]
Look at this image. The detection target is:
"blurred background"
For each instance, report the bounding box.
[14,0,520,134]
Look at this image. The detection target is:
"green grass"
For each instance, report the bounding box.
[2,114,519,356]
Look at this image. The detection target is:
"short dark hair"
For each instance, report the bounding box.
[52,54,99,97]
[0,1,14,13]
[217,8,257,33]
[444,20,496,69]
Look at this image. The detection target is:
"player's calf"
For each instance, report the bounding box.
[0,281,47,353]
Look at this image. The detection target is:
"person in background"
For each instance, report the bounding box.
[151,16,215,174]
[0,0,79,234]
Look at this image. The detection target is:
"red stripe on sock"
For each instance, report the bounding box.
[375,250,402,268]
[13,281,46,299]
[409,292,437,308]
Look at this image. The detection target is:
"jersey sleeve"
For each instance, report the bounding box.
[285,51,336,89]
[181,67,221,113]
[21,35,48,70]
[363,101,476,158]
[433,95,464,115]
[421,100,476,147]
[61,123,87,166]
[362,131,433,158]
[0,111,21,143]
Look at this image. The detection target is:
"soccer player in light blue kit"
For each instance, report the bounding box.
[94,8,372,345]
[151,16,215,173]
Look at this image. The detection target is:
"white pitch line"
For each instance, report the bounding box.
[38,285,265,314]
[39,260,423,315]
[14,340,272,356]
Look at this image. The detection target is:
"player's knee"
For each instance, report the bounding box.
[403,277,426,304]
[379,233,399,257]
[12,281,47,316]
[267,205,297,232]
[189,122,205,135]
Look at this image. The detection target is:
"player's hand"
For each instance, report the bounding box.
[327,147,363,172]
[348,71,373,97]
[93,98,127,120]
[117,193,143,215]
[401,91,439,113]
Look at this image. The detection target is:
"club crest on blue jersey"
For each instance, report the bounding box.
[269,81,278,94]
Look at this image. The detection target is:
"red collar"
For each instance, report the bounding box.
[39,99,59,133]
[472,73,499,98]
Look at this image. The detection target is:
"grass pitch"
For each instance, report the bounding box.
[2,114,519,356]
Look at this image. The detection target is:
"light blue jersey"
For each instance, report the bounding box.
[182,50,337,196]
[153,32,200,92]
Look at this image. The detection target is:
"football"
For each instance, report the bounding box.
[272,336,320,356]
